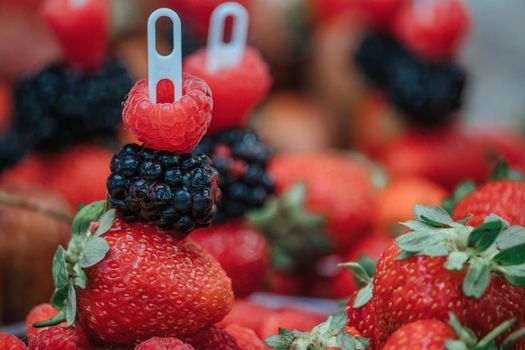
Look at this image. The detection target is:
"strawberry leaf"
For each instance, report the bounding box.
[443,339,469,350]
[468,220,504,252]
[79,237,110,268]
[396,230,446,253]
[353,283,373,308]
[65,284,76,327]
[52,246,68,290]
[326,312,348,336]
[73,264,87,289]
[442,181,476,214]
[71,200,106,238]
[336,333,369,350]
[490,160,524,182]
[504,275,525,287]
[33,308,67,328]
[265,329,303,349]
[415,205,453,227]
[446,252,469,271]
[50,284,69,309]
[339,262,372,286]
[494,243,525,266]
[495,226,525,250]
[94,209,116,237]
[463,258,490,298]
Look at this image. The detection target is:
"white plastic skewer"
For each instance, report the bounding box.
[207,2,249,72]
[147,8,183,103]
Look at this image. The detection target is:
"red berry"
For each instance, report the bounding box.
[259,309,327,339]
[28,326,90,350]
[0,333,27,350]
[191,222,269,297]
[183,48,271,133]
[382,319,455,350]
[134,337,195,350]
[394,0,469,61]
[224,324,269,350]
[41,0,109,71]
[185,326,240,350]
[123,76,213,152]
[360,0,408,29]
[346,291,377,349]
[218,300,275,338]
[25,303,65,342]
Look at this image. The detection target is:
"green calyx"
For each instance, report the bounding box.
[248,183,331,271]
[442,180,476,214]
[339,256,376,309]
[265,311,369,350]
[397,205,525,298]
[444,312,525,350]
[490,160,524,182]
[34,201,115,328]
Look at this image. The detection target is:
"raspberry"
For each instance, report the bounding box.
[355,33,465,127]
[184,326,240,350]
[135,337,195,350]
[183,48,272,134]
[0,58,132,170]
[28,326,90,350]
[193,128,275,221]
[25,303,65,342]
[0,333,27,350]
[123,75,213,153]
[107,144,220,234]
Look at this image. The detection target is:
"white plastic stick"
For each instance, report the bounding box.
[207,2,249,72]
[147,8,183,103]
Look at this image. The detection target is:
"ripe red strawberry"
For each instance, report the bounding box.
[191,222,269,297]
[183,48,272,134]
[394,0,469,61]
[41,0,109,71]
[346,291,377,349]
[185,326,240,350]
[0,333,27,350]
[224,324,269,350]
[123,76,213,152]
[252,152,376,271]
[26,303,64,342]
[37,202,234,346]
[28,326,90,350]
[218,300,275,337]
[382,126,491,189]
[479,128,525,175]
[259,309,328,340]
[134,337,195,350]
[453,181,525,227]
[371,205,525,348]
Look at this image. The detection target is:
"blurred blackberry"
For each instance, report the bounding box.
[107,144,220,234]
[0,58,132,170]
[355,32,466,127]
[194,128,275,221]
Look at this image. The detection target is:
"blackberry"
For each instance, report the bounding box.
[107,144,220,234]
[0,58,132,170]
[193,128,275,221]
[355,33,466,127]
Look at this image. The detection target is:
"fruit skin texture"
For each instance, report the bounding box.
[269,152,376,250]
[382,126,490,189]
[0,333,27,350]
[183,48,272,134]
[28,326,90,350]
[382,319,454,350]
[76,217,234,346]
[134,337,195,350]
[394,0,469,62]
[123,75,213,152]
[191,222,269,297]
[373,242,525,348]
[218,300,275,337]
[0,184,70,323]
[224,324,270,350]
[453,181,525,227]
[346,292,377,349]
[25,303,64,342]
[184,325,240,350]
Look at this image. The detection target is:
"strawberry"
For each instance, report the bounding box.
[28,326,90,350]
[382,126,491,189]
[35,201,234,346]
[0,82,11,132]
[394,0,469,61]
[332,231,391,298]
[453,181,525,227]
[370,205,525,347]
[123,76,213,153]
[224,324,269,350]
[26,303,64,342]
[191,222,269,297]
[259,308,328,340]
[383,314,525,350]
[185,326,240,350]
[479,128,525,175]
[0,333,27,350]
[41,0,110,71]
[346,290,377,349]
[360,0,408,29]
[265,312,369,350]
[250,152,376,271]
[310,0,359,24]
[134,337,195,350]
[218,300,275,337]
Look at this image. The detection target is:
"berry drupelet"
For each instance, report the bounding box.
[107,143,221,234]
[193,128,275,221]
[355,33,466,128]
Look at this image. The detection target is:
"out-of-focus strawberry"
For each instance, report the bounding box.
[191,222,269,297]
[479,128,525,175]
[360,0,408,29]
[264,270,303,296]
[394,0,469,61]
[218,300,275,337]
[0,82,11,132]
[0,333,27,350]
[382,126,491,189]
[26,303,65,342]
[259,309,328,340]
[225,324,269,350]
